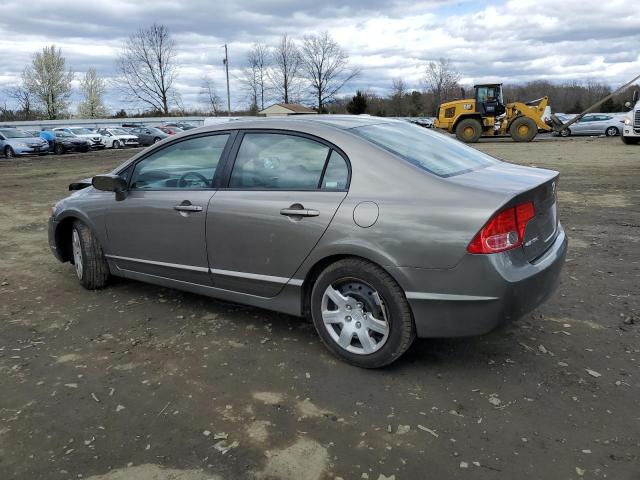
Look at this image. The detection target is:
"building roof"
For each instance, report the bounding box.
[259,103,316,114]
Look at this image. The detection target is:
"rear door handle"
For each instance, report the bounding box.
[280,208,320,217]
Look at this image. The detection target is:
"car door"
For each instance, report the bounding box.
[206,131,350,297]
[103,132,232,285]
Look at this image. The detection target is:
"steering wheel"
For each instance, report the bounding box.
[178,171,209,188]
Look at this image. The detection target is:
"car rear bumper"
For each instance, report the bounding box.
[390,226,568,338]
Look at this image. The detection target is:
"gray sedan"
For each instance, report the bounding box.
[558,113,622,137]
[48,116,567,367]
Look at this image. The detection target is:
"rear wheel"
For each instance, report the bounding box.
[112,140,121,149]
[621,135,639,144]
[153,137,161,144]
[4,146,15,159]
[54,144,65,155]
[71,221,110,289]
[510,117,537,142]
[605,126,619,137]
[310,258,415,368]
[455,118,483,143]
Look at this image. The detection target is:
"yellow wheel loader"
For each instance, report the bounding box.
[434,84,552,143]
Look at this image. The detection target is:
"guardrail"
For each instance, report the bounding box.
[0,116,209,129]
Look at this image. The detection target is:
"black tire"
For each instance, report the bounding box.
[621,135,639,145]
[71,221,110,289]
[153,137,161,144]
[54,144,65,155]
[509,117,537,142]
[559,128,571,137]
[112,140,121,149]
[455,118,483,143]
[310,258,416,368]
[605,126,619,137]
[4,146,15,159]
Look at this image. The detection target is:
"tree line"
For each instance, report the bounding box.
[0,26,636,122]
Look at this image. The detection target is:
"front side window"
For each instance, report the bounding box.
[130,134,229,189]
[229,133,331,189]
[352,122,498,177]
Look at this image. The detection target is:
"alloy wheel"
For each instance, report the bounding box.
[72,229,83,280]
[606,127,617,137]
[321,280,390,355]
[5,147,14,159]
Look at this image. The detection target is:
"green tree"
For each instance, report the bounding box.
[347,90,367,114]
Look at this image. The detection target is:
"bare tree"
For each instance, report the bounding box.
[389,78,408,117]
[424,58,461,114]
[269,34,302,104]
[22,45,74,119]
[300,31,360,112]
[115,23,178,114]
[77,68,108,118]
[4,84,37,119]
[200,76,222,115]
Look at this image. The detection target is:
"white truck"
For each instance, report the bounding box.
[621,90,639,145]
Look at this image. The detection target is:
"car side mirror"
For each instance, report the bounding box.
[93,174,127,194]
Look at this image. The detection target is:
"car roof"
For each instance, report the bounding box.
[198,115,398,133]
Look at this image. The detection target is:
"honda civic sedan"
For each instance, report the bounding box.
[48,116,567,368]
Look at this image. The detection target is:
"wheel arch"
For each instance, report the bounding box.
[53,211,101,263]
[299,252,406,317]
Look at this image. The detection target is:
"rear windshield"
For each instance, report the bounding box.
[352,122,498,177]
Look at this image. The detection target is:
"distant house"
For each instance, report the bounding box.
[259,103,316,117]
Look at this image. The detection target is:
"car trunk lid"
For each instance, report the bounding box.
[447,162,559,262]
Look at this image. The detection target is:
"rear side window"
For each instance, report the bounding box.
[322,151,349,189]
[352,122,497,177]
[229,133,330,189]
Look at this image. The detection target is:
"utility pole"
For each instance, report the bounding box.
[223,44,231,117]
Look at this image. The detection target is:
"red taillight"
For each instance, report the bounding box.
[467,201,535,254]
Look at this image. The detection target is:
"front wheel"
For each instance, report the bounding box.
[605,126,619,137]
[455,118,483,143]
[153,137,161,144]
[71,221,110,289]
[4,146,15,159]
[54,144,65,155]
[310,258,415,368]
[112,140,121,149]
[509,117,537,142]
[559,128,571,137]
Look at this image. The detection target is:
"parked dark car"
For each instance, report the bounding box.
[52,131,91,154]
[48,116,567,368]
[158,126,184,135]
[128,126,169,146]
[164,122,196,130]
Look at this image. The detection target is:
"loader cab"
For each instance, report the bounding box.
[475,84,506,117]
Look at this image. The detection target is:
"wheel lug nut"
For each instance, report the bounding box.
[345,316,352,322]
[355,321,362,328]
[345,305,352,311]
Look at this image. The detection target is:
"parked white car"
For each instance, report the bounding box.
[96,128,140,149]
[53,127,106,149]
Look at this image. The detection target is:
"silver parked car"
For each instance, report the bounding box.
[557,113,622,137]
[48,116,567,367]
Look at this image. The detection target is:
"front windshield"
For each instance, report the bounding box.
[111,128,130,135]
[352,121,498,177]
[0,128,32,139]
[71,128,95,135]
[56,131,73,138]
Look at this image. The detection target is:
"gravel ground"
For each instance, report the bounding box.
[0,136,638,480]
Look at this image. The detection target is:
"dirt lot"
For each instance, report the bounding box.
[1,137,638,480]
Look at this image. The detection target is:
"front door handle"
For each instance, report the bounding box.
[174,200,203,213]
[280,207,320,217]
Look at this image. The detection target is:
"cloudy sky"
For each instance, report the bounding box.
[0,0,638,113]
